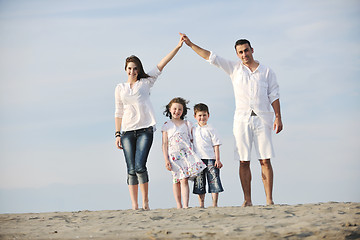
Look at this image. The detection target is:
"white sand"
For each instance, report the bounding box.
[0,202,359,240]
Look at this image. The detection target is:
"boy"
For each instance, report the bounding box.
[192,103,224,207]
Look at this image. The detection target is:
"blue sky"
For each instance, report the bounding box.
[0,0,359,213]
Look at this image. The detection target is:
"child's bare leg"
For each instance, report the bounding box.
[128,185,139,210]
[259,159,274,205]
[180,178,189,208]
[239,161,252,207]
[139,182,149,210]
[173,182,182,209]
[198,194,205,208]
[211,193,219,207]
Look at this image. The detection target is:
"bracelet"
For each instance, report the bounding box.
[115,131,121,138]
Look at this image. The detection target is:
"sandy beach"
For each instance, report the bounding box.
[0,202,359,240]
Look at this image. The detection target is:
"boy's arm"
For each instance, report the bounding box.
[162,131,172,171]
[213,145,223,168]
[180,33,210,60]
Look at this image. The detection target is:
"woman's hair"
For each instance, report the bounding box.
[163,97,190,120]
[125,55,150,80]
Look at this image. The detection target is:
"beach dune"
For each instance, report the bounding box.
[0,202,359,240]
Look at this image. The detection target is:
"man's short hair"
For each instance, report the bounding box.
[234,39,252,50]
[194,103,209,115]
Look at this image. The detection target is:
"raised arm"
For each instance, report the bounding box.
[157,36,184,72]
[180,33,210,60]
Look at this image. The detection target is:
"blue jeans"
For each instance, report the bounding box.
[193,159,224,194]
[120,126,153,185]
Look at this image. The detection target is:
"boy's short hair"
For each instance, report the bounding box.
[194,103,209,115]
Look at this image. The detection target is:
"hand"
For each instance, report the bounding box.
[273,117,283,134]
[179,32,192,46]
[177,34,184,48]
[215,161,223,169]
[165,160,172,171]
[115,137,123,149]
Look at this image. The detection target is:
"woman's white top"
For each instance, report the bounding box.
[114,67,162,132]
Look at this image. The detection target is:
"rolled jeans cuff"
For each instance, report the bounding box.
[127,171,149,185]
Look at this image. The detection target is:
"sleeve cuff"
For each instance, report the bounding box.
[206,51,216,64]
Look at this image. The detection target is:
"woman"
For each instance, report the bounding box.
[115,36,184,210]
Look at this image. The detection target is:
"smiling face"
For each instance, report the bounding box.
[170,103,184,120]
[236,43,254,65]
[194,111,209,127]
[125,62,139,80]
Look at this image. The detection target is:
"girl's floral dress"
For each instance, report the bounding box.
[162,120,206,183]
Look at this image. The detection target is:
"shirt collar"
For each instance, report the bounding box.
[241,60,260,73]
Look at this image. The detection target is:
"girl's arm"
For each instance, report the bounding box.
[162,131,172,171]
[214,145,223,168]
[115,117,122,149]
[157,36,184,72]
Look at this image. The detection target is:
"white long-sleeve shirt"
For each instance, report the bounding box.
[114,67,161,131]
[207,51,280,127]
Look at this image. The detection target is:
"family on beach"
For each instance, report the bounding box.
[114,33,283,210]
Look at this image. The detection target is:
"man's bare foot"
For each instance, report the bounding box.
[266,200,274,206]
[242,201,253,207]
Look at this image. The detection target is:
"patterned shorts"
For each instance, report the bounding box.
[193,159,224,194]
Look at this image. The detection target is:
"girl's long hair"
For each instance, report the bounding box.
[163,97,189,120]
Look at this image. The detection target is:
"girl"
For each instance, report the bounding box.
[161,97,206,208]
[115,36,184,210]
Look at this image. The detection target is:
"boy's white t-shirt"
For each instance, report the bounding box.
[192,123,222,159]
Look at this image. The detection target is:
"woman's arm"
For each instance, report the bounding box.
[162,131,172,171]
[115,117,122,149]
[157,36,184,72]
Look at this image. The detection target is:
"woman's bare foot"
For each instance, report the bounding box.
[143,201,150,210]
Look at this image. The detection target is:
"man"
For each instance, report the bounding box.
[180,33,283,206]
